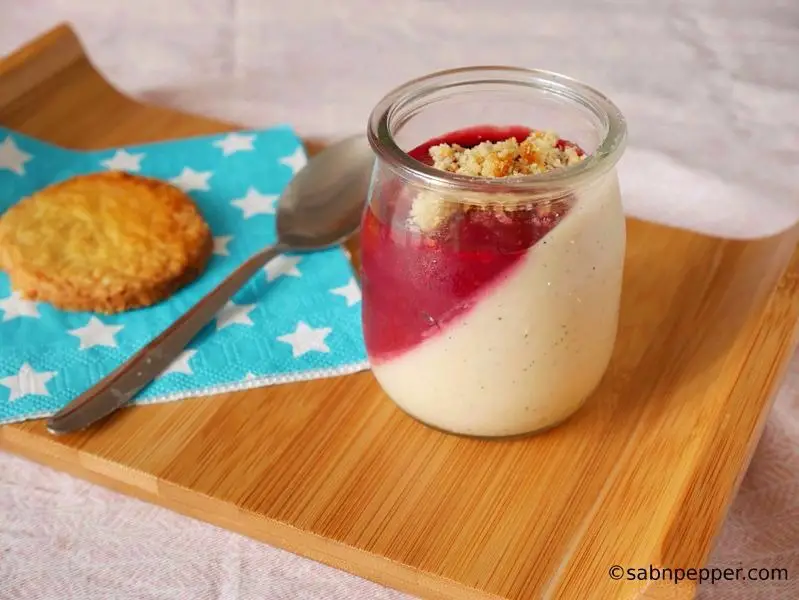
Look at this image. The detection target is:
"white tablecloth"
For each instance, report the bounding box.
[1,2,798,598]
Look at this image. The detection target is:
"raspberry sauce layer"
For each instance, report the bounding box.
[361,126,575,361]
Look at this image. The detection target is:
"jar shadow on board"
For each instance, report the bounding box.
[359,66,627,438]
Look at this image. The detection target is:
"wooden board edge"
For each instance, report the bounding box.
[0,23,88,110]
[0,23,334,160]
[0,427,501,600]
[654,239,799,599]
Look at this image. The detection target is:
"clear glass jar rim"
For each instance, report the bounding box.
[367,66,627,194]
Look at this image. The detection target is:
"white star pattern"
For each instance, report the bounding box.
[0,363,56,402]
[278,147,307,175]
[100,149,145,172]
[0,291,40,322]
[0,136,32,175]
[231,187,277,218]
[264,255,302,282]
[213,133,255,156]
[215,300,256,331]
[158,349,197,378]
[213,235,233,256]
[0,131,372,423]
[330,277,362,307]
[170,167,212,192]
[277,321,332,358]
[68,316,124,350]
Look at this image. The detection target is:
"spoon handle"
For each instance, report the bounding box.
[46,243,287,435]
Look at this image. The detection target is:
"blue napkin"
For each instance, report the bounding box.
[0,126,368,425]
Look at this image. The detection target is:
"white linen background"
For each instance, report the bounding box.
[1,1,797,599]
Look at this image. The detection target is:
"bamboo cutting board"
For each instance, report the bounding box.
[2,25,799,600]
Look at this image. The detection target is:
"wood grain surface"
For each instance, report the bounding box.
[1,25,798,600]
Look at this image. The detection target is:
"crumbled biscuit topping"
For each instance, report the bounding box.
[409,194,460,233]
[429,131,584,178]
[409,130,585,231]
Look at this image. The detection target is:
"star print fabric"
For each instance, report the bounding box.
[0,126,368,425]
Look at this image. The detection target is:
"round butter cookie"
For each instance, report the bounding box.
[0,171,213,314]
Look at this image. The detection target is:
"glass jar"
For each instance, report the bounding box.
[361,66,627,438]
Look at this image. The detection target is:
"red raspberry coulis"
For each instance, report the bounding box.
[361,125,577,362]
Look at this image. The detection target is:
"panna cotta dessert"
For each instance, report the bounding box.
[363,68,628,437]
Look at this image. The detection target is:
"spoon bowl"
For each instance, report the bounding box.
[277,134,375,249]
[46,134,376,435]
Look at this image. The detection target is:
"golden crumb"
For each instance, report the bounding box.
[409,192,459,232]
[409,130,585,231]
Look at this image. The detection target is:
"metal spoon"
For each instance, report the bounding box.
[46,134,375,435]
